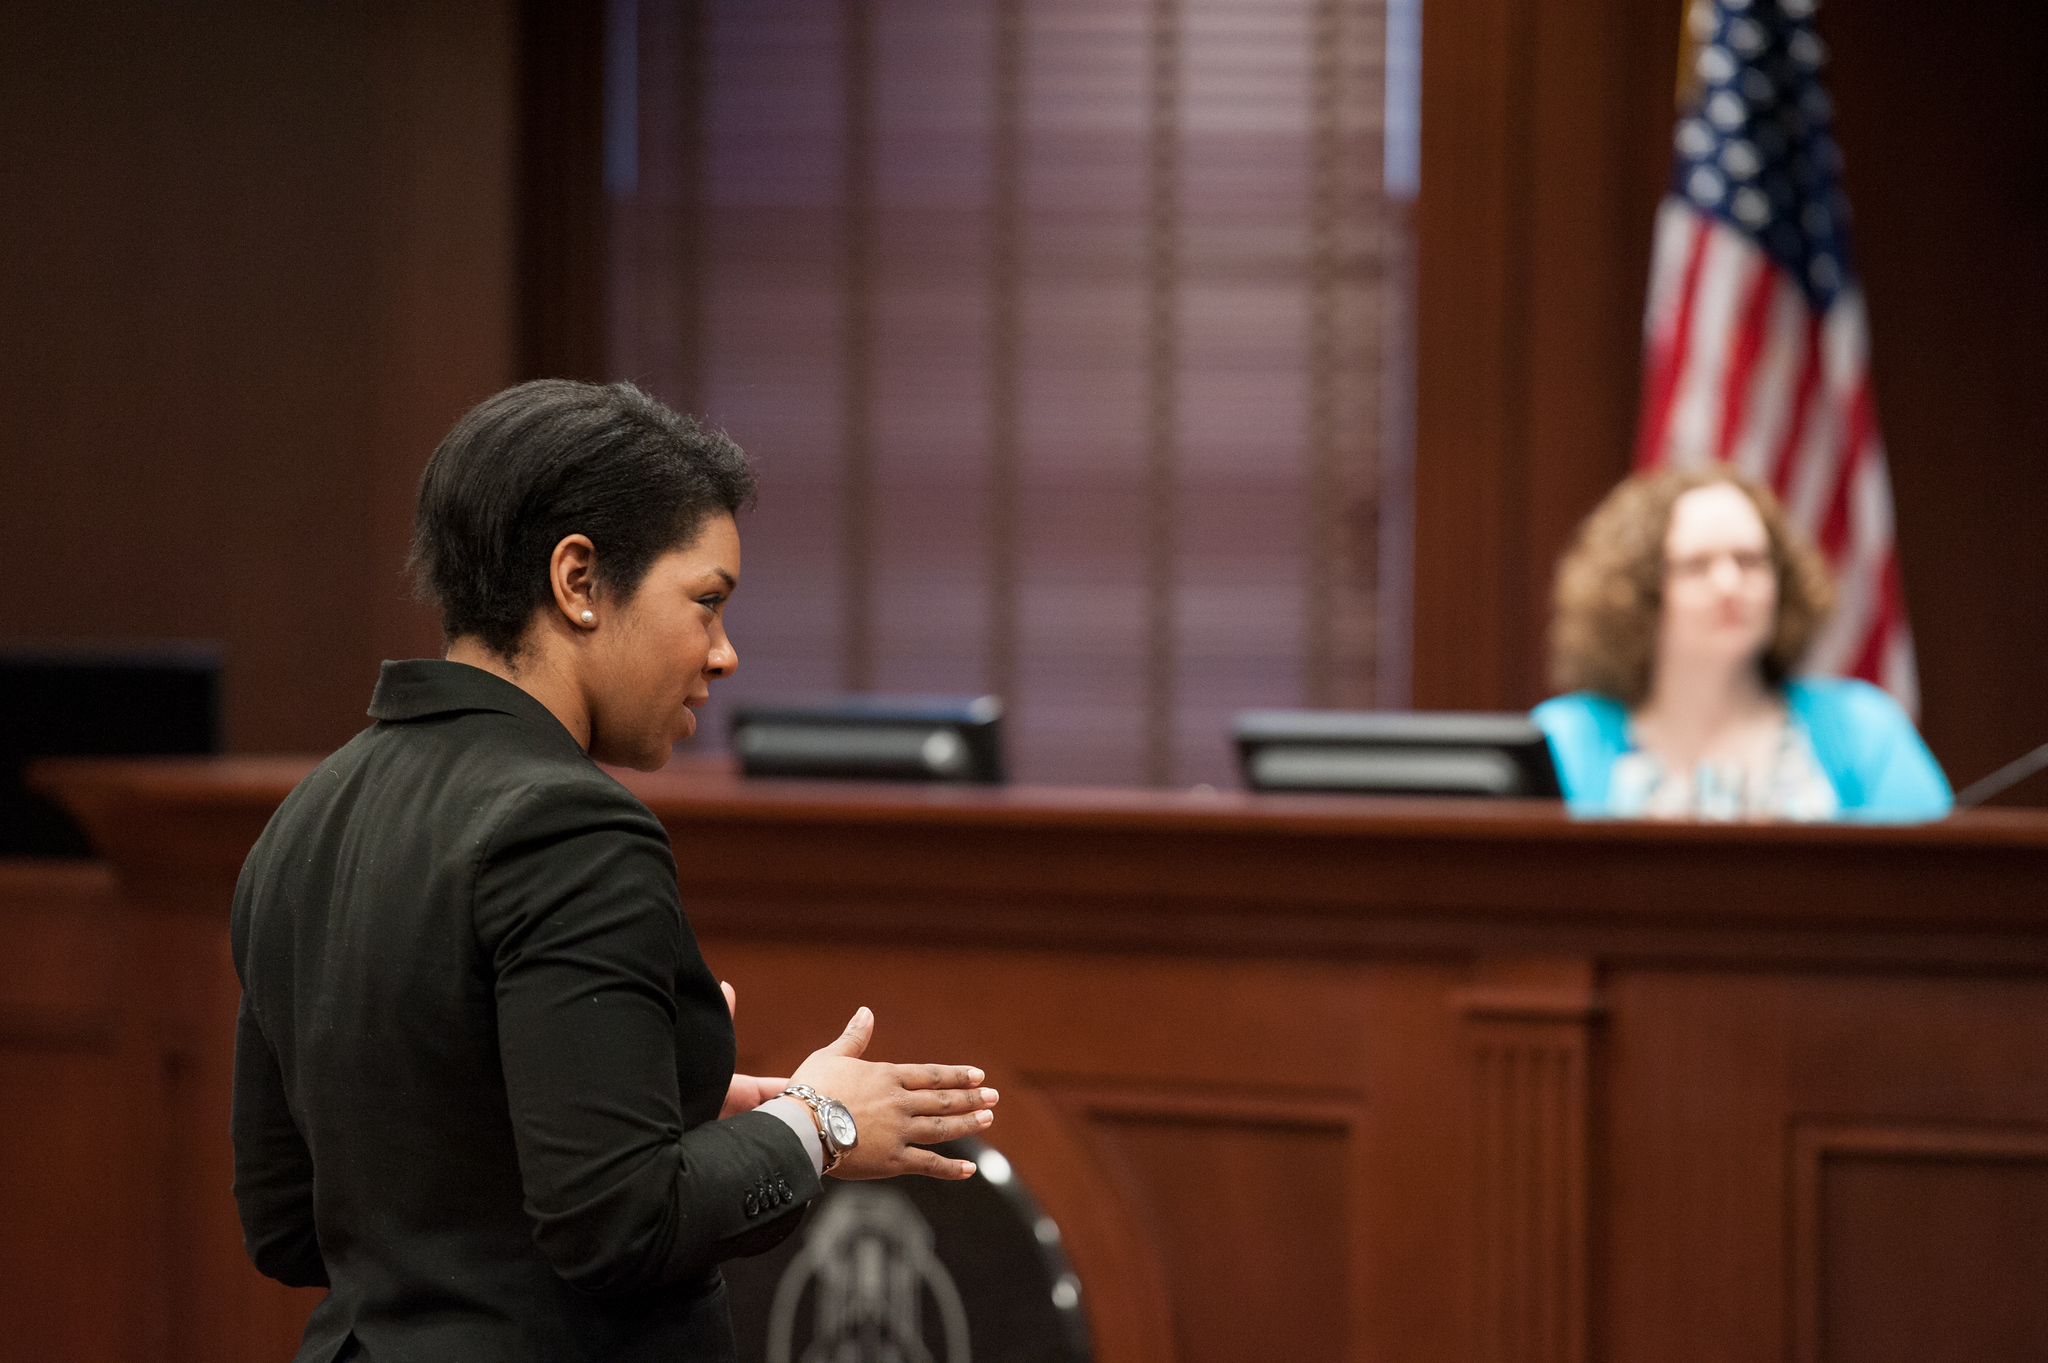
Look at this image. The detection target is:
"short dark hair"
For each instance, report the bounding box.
[410,379,755,659]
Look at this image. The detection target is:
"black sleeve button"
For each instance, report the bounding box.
[743,1191,759,1217]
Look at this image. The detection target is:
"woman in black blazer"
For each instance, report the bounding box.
[230,380,998,1362]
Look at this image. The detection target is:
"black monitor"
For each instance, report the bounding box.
[1234,709,1562,798]
[0,643,223,856]
[731,695,1006,784]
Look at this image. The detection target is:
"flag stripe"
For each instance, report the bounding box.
[1665,228,1760,466]
[1769,311,1824,499]
[1636,214,1713,466]
[1728,278,1809,484]
[1716,262,1780,464]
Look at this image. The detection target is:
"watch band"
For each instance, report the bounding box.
[778,1084,847,1174]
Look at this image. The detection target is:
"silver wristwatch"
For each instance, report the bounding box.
[779,1084,858,1175]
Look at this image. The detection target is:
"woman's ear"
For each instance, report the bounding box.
[548,534,600,629]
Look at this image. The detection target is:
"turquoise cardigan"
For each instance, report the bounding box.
[1531,677,1952,822]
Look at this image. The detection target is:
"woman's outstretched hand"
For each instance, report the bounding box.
[717,982,791,1119]
[719,1073,787,1120]
[789,1006,997,1180]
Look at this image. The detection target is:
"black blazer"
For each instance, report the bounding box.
[231,660,819,1362]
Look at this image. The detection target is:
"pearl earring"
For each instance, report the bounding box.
[580,610,595,625]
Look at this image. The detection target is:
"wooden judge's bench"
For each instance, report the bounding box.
[6,756,2047,1362]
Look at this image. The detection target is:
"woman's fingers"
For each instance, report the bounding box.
[904,1110,997,1144]
[895,1147,980,1180]
[898,1085,999,1116]
[894,1062,985,1091]
[720,980,736,1017]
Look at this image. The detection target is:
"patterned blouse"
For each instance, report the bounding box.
[1607,720,1840,821]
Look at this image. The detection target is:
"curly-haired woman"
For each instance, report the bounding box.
[1532,467,1950,821]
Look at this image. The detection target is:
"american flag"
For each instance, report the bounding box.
[1635,0,1917,713]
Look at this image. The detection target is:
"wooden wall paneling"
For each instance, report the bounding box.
[38,757,2048,1361]
[973,1073,1179,1363]
[0,864,122,1363]
[1411,0,1533,711]
[368,0,519,669]
[123,907,213,1359]
[518,0,609,383]
[1452,957,1601,1363]
[1055,1083,1363,1363]
[119,865,326,1362]
[0,0,515,753]
[28,764,333,1361]
[1789,1123,2048,1363]
[1412,0,1685,711]
[694,933,1395,1363]
[0,0,381,754]
[1603,968,2048,1363]
[0,0,528,1260]
[1823,0,2048,802]
[1518,0,1677,700]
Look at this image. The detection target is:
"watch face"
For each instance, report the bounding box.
[824,1100,858,1149]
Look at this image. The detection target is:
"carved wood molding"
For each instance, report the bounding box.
[1037,1075,1371,1363]
[1037,1075,1367,1132]
[986,1075,1180,1363]
[109,1017,200,1363]
[1787,1119,2048,1363]
[1455,957,1600,1363]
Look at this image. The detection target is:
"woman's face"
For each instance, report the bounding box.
[585,513,741,770]
[1657,483,1777,674]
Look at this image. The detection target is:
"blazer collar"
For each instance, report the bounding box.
[367,659,583,752]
